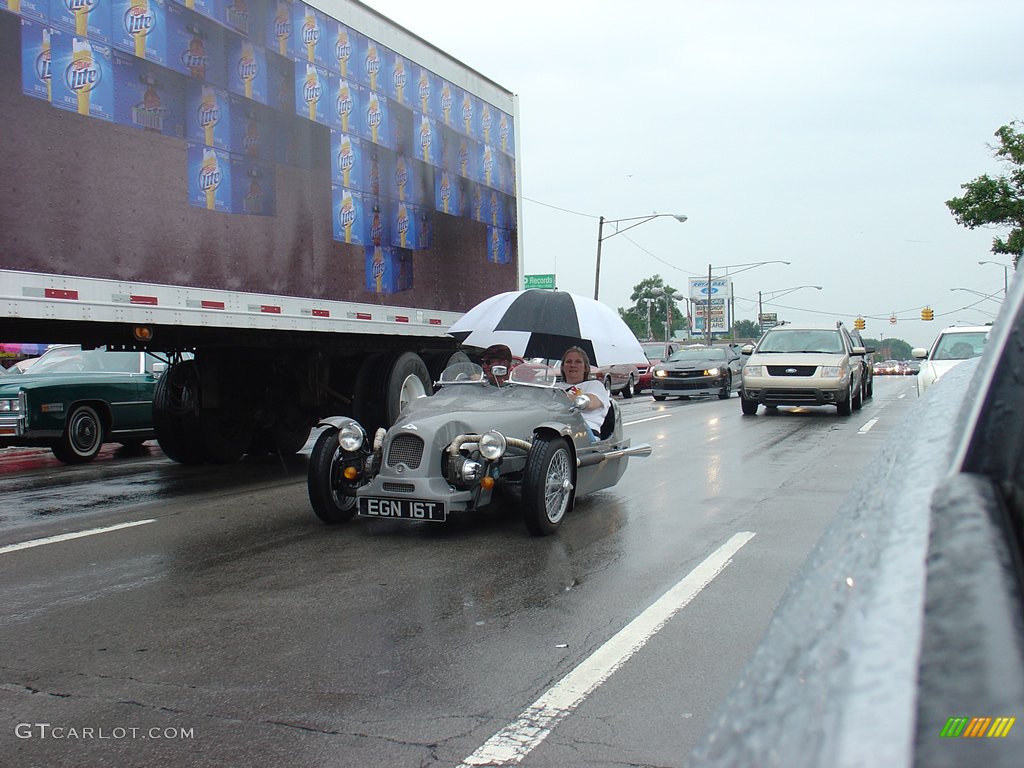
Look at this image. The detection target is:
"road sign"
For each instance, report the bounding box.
[524,274,556,290]
[758,312,778,328]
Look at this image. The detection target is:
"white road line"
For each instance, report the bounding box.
[624,414,674,426]
[858,418,880,434]
[456,531,756,767]
[0,519,156,555]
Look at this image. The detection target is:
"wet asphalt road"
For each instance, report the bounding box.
[0,377,921,767]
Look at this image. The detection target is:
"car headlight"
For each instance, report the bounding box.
[0,399,19,412]
[339,423,365,452]
[479,430,507,461]
[704,367,720,376]
[654,369,668,378]
[743,365,762,377]
[820,366,845,378]
[460,459,483,482]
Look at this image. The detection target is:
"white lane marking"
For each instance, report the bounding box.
[456,531,756,767]
[624,414,674,426]
[858,418,880,434]
[0,519,156,555]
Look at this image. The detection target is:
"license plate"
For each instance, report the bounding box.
[358,496,447,522]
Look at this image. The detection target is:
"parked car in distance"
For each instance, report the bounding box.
[651,345,743,401]
[0,344,173,463]
[913,324,990,396]
[739,321,866,416]
[638,341,684,392]
[591,362,640,398]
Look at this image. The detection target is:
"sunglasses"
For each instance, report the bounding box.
[482,358,509,365]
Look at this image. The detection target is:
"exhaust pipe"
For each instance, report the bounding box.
[577,442,652,468]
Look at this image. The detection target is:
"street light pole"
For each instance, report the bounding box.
[978,260,1013,297]
[702,260,792,344]
[593,213,687,300]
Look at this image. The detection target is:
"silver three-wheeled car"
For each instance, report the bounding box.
[307,361,651,535]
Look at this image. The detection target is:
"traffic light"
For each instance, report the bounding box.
[921,307,934,321]
[854,317,865,330]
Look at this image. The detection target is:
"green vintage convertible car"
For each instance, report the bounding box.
[0,345,171,463]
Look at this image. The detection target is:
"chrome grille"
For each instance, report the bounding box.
[386,434,423,468]
[382,482,415,493]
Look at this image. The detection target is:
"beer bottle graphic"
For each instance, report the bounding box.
[337,81,351,131]
[440,82,451,125]
[184,25,208,80]
[395,155,407,201]
[70,37,97,116]
[419,116,432,164]
[336,28,350,76]
[481,104,491,142]
[500,113,509,152]
[244,168,263,215]
[462,92,472,136]
[67,0,92,36]
[371,246,385,293]
[40,28,52,103]
[370,206,382,246]
[199,148,221,210]
[483,144,493,186]
[303,64,320,122]
[273,1,290,57]
[338,136,353,187]
[393,58,405,103]
[302,8,318,63]
[439,172,451,214]
[339,190,355,242]
[239,41,257,100]
[365,44,379,91]
[418,70,430,113]
[198,85,220,145]
[397,203,409,248]
[366,91,381,144]
[125,0,153,60]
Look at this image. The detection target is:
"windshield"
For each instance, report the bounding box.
[666,348,727,363]
[29,346,143,374]
[931,331,988,360]
[438,362,487,384]
[757,330,844,354]
[508,362,560,387]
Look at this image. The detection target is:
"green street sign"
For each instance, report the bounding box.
[524,274,556,290]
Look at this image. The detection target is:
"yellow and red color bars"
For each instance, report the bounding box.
[940,716,1016,738]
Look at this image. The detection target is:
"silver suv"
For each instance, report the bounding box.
[739,321,866,415]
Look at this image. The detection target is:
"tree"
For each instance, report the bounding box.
[618,275,688,341]
[868,337,913,360]
[732,319,760,340]
[946,122,1024,265]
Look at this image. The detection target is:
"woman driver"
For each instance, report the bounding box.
[560,346,610,441]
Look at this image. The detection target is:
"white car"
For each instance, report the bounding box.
[912,325,990,396]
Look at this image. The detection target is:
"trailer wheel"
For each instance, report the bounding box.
[153,360,205,464]
[52,404,104,464]
[424,350,471,388]
[522,435,574,536]
[354,352,431,434]
[307,428,359,524]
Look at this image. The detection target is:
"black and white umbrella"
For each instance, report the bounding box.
[448,290,646,366]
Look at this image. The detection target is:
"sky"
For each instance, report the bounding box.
[368,0,1022,349]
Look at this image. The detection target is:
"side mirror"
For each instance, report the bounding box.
[490,365,508,379]
[851,346,866,356]
[865,346,876,354]
[912,347,927,360]
[741,344,754,355]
